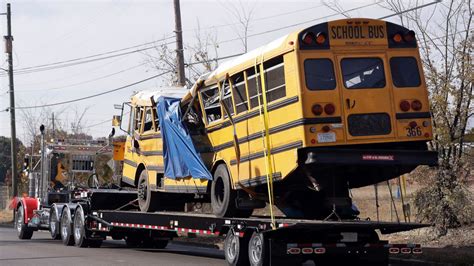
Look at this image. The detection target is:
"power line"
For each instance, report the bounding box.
[2,41,175,77]
[16,61,148,93]
[13,35,174,72]
[10,71,171,110]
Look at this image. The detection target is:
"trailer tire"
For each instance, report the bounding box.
[15,206,33,240]
[138,170,159,212]
[225,231,250,266]
[49,206,61,240]
[125,235,142,248]
[73,206,89,248]
[248,232,269,266]
[60,208,74,246]
[211,164,238,217]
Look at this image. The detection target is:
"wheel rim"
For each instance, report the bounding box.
[50,211,57,236]
[74,210,83,242]
[250,234,263,263]
[16,208,23,233]
[226,234,238,261]
[61,212,69,239]
[138,177,147,208]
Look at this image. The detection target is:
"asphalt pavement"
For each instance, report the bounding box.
[0,227,225,266]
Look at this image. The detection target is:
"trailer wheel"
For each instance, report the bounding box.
[248,232,269,266]
[49,207,61,240]
[73,206,89,248]
[138,171,159,212]
[60,208,74,246]
[15,206,33,240]
[125,235,142,248]
[225,231,250,266]
[211,164,238,217]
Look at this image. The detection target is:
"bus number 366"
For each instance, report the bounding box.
[406,127,422,137]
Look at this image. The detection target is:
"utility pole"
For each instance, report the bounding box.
[173,0,186,86]
[3,3,17,197]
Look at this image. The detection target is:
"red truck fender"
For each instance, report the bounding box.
[10,197,40,224]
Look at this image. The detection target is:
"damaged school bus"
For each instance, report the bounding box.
[118,18,437,219]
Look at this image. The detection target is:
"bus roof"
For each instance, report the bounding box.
[131,87,188,106]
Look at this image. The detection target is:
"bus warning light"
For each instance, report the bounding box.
[403,30,416,42]
[409,121,418,128]
[302,32,314,45]
[316,32,326,44]
[324,103,335,115]
[312,104,323,116]
[400,100,411,112]
[393,33,403,43]
[322,126,331,133]
[411,100,422,111]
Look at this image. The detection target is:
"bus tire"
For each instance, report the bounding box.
[248,232,269,266]
[60,207,74,246]
[138,170,159,212]
[15,206,33,240]
[49,206,61,240]
[224,230,250,266]
[73,206,89,248]
[211,164,237,217]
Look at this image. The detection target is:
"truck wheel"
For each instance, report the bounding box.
[73,207,89,248]
[60,208,74,246]
[248,232,269,266]
[15,206,33,240]
[138,171,159,212]
[225,231,250,266]
[49,207,61,240]
[211,164,238,217]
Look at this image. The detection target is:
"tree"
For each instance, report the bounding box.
[0,136,27,195]
[383,0,473,235]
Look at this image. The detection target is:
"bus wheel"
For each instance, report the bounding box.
[49,206,61,240]
[73,206,89,248]
[224,230,250,266]
[248,232,269,266]
[138,171,159,212]
[211,164,237,217]
[15,206,33,240]
[60,208,74,246]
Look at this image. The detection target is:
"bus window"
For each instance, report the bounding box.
[134,107,144,132]
[143,107,154,132]
[221,81,235,118]
[201,85,221,124]
[247,66,261,109]
[231,72,248,114]
[304,59,336,90]
[263,56,286,103]
[390,57,421,87]
[341,58,386,89]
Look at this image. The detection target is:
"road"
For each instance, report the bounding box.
[0,226,436,266]
[0,227,225,266]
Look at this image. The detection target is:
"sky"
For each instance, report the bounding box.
[0,0,439,144]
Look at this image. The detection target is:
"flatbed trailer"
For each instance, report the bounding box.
[13,189,427,265]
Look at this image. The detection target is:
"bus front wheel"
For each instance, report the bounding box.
[211,164,253,218]
[138,171,159,212]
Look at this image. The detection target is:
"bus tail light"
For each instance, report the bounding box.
[403,30,416,42]
[400,100,410,112]
[316,32,326,44]
[312,104,323,116]
[409,121,417,128]
[302,32,314,45]
[411,100,422,111]
[393,33,403,43]
[324,103,335,115]
[322,126,330,132]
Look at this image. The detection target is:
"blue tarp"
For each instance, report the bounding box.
[156,96,212,180]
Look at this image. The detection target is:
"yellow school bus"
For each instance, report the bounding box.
[120,18,437,219]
